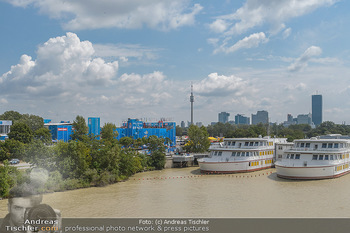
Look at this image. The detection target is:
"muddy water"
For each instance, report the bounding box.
[1,167,350,218]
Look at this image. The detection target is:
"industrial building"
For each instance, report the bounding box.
[45,122,73,142]
[0,120,12,141]
[88,117,100,138]
[116,118,176,147]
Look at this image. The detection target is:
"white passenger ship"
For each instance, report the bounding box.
[275,136,350,179]
[198,137,288,173]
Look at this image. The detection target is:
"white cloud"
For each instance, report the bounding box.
[0,98,8,104]
[93,44,160,61]
[0,32,119,96]
[214,32,268,54]
[5,0,203,30]
[208,0,335,53]
[288,46,322,72]
[283,28,292,39]
[210,0,336,36]
[194,72,249,97]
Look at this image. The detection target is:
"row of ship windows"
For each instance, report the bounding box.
[249,160,272,166]
[285,154,350,160]
[212,151,273,157]
[336,164,349,171]
[296,142,349,149]
[224,141,273,147]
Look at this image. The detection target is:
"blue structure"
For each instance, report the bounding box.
[47,124,73,142]
[235,114,250,125]
[116,119,176,148]
[44,119,52,124]
[312,94,322,126]
[88,117,100,138]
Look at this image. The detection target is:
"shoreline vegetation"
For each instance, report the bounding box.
[0,112,167,199]
[2,111,350,199]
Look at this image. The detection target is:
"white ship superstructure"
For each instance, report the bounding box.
[198,137,288,173]
[275,137,350,179]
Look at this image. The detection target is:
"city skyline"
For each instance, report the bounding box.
[1,1,350,126]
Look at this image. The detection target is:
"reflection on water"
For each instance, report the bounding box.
[1,167,350,218]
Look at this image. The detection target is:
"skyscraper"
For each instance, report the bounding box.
[251,110,269,125]
[312,94,322,126]
[218,112,230,123]
[235,114,250,125]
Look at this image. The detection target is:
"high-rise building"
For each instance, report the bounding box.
[297,113,312,125]
[218,112,230,124]
[312,94,322,126]
[180,121,185,128]
[235,114,250,125]
[88,117,101,137]
[252,110,269,125]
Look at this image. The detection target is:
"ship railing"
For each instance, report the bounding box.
[289,148,348,152]
[209,145,270,149]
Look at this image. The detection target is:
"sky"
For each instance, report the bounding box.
[1,0,350,126]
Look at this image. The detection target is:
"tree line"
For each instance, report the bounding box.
[0,111,166,198]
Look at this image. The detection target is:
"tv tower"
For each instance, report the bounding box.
[190,84,194,125]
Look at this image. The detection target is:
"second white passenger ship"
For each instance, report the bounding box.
[198,137,288,173]
[275,136,350,179]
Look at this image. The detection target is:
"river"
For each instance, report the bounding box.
[1,167,350,218]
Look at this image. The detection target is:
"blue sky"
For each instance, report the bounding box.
[1,0,350,126]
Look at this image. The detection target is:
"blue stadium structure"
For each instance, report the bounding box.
[116,118,176,147]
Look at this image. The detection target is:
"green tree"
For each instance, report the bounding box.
[34,127,52,144]
[119,137,134,148]
[185,125,210,153]
[7,122,33,144]
[147,135,166,170]
[24,141,55,171]
[71,115,89,142]
[0,160,21,198]
[0,111,23,122]
[100,123,118,144]
[176,125,183,136]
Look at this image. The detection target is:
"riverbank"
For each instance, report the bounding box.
[2,166,350,218]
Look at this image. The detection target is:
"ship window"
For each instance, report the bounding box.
[254,142,258,146]
[227,142,231,146]
[340,143,343,148]
[322,143,327,148]
[218,152,222,156]
[246,152,249,157]
[330,155,334,160]
[296,143,300,147]
[231,152,236,156]
[290,154,295,159]
[306,143,310,148]
[312,155,318,160]
[232,142,236,146]
[236,152,240,157]
[287,154,290,159]
[245,142,249,146]
[328,143,333,148]
[319,155,324,160]
[295,154,300,159]
[334,143,339,148]
[249,142,254,146]
[278,155,282,159]
[300,143,305,148]
[259,142,263,146]
[325,155,329,160]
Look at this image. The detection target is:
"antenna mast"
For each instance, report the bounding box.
[190,83,194,126]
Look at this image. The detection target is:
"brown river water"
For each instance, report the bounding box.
[1,167,350,218]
